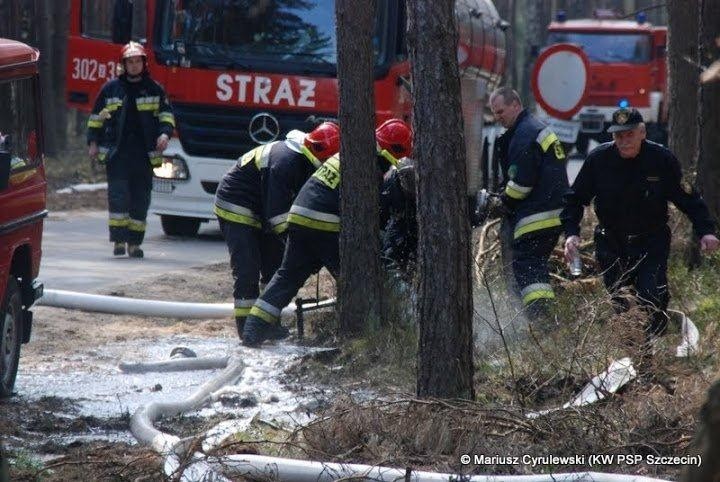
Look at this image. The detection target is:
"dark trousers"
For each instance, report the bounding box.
[248,227,339,325]
[511,228,560,306]
[218,219,285,322]
[594,225,670,335]
[106,148,152,245]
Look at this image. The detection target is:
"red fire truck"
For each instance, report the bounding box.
[533,10,667,154]
[0,39,46,397]
[66,0,507,235]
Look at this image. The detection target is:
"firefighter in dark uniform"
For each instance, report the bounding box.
[214,122,340,339]
[242,119,413,347]
[562,107,720,336]
[380,157,418,275]
[489,87,569,316]
[88,42,175,258]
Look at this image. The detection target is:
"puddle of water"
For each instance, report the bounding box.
[16,336,337,428]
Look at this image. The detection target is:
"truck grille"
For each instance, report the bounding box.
[579,113,605,134]
[172,103,335,160]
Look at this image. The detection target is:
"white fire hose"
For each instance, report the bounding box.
[37,289,334,320]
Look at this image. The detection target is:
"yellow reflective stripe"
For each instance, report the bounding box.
[128,219,146,232]
[105,102,122,112]
[522,283,555,304]
[287,213,340,232]
[235,307,252,317]
[254,142,276,169]
[137,104,160,111]
[537,128,559,152]
[523,289,555,305]
[249,306,278,323]
[87,115,104,128]
[158,112,176,127]
[505,180,532,200]
[109,218,129,227]
[513,209,562,239]
[234,299,255,317]
[213,205,262,229]
[312,156,341,189]
[249,299,281,323]
[300,144,322,169]
[148,150,163,167]
[272,221,289,234]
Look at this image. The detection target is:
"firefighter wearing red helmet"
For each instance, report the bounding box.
[242,119,413,347]
[87,41,175,258]
[215,122,340,339]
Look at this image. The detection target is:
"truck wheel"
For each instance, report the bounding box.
[0,278,22,398]
[160,215,201,237]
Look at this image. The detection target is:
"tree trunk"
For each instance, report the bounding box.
[697,0,720,225]
[667,0,699,171]
[52,0,70,151]
[408,0,475,400]
[37,0,58,155]
[335,0,381,337]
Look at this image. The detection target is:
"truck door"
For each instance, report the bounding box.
[67,0,148,112]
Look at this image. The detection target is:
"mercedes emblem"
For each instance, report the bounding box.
[248,112,280,144]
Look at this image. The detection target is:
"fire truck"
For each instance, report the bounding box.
[532,10,667,154]
[66,0,507,236]
[0,39,46,397]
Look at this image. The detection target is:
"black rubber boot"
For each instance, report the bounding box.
[242,317,290,347]
[235,317,246,340]
[128,245,144,258]
[113,242,126,256]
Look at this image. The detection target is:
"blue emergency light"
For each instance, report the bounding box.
[618,99,630,108]
[555,10,566,22]
[636,12,647,24]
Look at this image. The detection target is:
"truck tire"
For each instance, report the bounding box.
[160,215,201,237]
[0,278,22,398]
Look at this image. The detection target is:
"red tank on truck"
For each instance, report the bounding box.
[531,9,667,155]
[66,0,508,236]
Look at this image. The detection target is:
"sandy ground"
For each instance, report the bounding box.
[1,189,338,480]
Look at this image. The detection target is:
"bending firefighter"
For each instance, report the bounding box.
[489,87,569,320]
[215,123,341,339]
[242,119,413,347]
[87,41,175,258]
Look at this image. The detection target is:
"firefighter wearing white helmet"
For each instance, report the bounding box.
[242,119,413,347]
[214,122,341,340]
[87,41,175,258]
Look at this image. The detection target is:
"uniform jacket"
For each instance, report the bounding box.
[497,109,569,239]
[87,74,175,167]
[561,140,715,238]
[215,131,322,234]
[288,154,394,233]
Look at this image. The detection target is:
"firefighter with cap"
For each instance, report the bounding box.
[242,119,413,347]
[562,107,720,338]
[215,122,340,339]
[489,87,569,321]
[87,41,175,258]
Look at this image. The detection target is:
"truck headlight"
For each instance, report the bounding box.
[153,155,189,180]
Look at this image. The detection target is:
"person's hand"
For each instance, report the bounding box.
[700,234,720,253]
[564,235,581,263]
[88,142,99,161]
[156,134,170,152]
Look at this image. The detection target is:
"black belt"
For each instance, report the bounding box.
[599,225,667,243]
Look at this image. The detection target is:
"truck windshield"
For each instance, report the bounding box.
[546,32,651,64]
[158,0,389,72]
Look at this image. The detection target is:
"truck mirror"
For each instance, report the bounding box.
[112,0,134,44]
[0,151,11,191]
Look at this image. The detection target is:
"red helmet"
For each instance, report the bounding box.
[121,41,147,62]
[304,122,340,160]
[376,119,412,159]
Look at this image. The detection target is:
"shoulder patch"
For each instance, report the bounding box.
[508,164,518,180]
